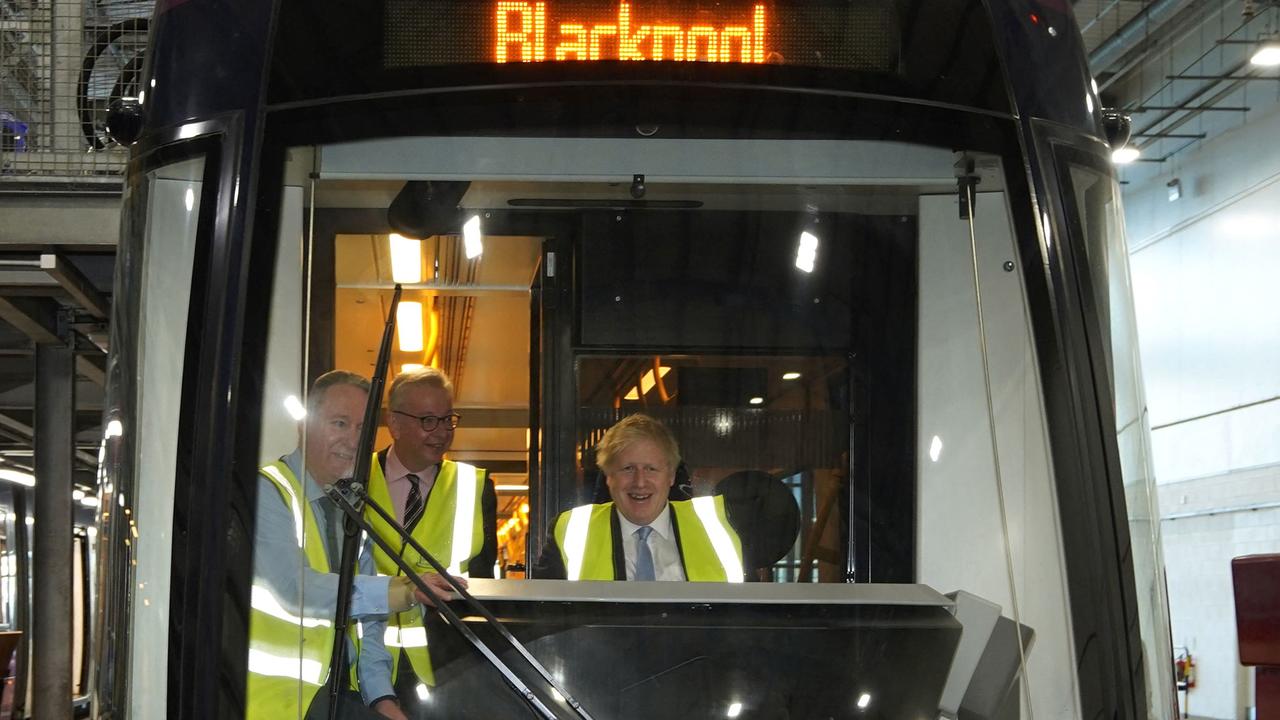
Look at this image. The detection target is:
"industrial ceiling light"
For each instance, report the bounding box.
[1251,34,1280,66]
[1111,146,1140,164]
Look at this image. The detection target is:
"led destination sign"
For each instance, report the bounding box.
[384,0,900,72]
[496,2,767,63]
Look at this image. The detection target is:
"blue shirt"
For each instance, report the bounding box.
[254,448,394,704]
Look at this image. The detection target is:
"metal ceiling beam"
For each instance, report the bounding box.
[1135,59,1253,152]
[75,355,105,386]
[40,254,109,320]
[0,411,97,467]
[0,296,60,344]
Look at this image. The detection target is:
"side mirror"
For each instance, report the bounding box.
[104,97,145,146]
[1101,109,1132,149]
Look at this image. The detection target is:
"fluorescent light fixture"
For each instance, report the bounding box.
[184,187,195,213]
[748,396,764,405]
[782,371,801,380]
[495,484,529,491]
[1111,146,1140,164]
[80,496,101,508]
[727,702,743,718]
[463,215,483,259]
[856,692,871,710]
[73,489,85,500]
[389,233,423,283]
[0,469,34,487]
[929,435,944,463]
[795,231,819,273]
[105,419,124,438]
[397,301,424,352]
[416,683,430,701]
[284,395,307,421]
[1251,35,1280,66]
[401,363,425,374]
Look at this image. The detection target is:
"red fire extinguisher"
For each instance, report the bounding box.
[1175,652,1196,690]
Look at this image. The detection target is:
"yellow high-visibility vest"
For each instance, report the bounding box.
[553,498,744,582]
[247,461,357,719]
[364,456,486,686]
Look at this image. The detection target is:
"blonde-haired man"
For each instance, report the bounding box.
[533,413,744,583]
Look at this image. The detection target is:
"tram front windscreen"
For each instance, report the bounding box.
[216,126,1088,718]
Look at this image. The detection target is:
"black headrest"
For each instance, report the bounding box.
[716,470,800,571]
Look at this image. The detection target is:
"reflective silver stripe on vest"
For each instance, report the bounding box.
[449,463,478,575]
[384,625,429,648]
[563,504,593,581]
[250,585,332,629]
[261,465,304,548]
[247,648,323,684]
[691,496,745,583]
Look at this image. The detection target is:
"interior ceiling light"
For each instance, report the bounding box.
[463,215,483,259]
[1111,146,1140,164]
[397,301,425,352]
[389,233,423,283]
[1252,34,1280,66]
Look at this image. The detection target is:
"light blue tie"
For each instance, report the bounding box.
[634,526,655,581]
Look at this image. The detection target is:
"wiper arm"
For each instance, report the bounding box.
[326,481,590,719]
[326,285,403,720]
[325,283,593,720]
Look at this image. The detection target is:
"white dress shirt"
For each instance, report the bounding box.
[616,504,686,581]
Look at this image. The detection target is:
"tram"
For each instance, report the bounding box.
[91,0,1177,718]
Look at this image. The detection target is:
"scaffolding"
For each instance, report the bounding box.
[1,0,149,181]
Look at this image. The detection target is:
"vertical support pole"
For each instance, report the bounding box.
[51,0,84,153]
[33,339,75,719]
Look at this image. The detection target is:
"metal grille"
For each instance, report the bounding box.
[1,0,149,180]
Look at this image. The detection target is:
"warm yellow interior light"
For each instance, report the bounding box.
[389,233,423,283]
[397,301,424,352]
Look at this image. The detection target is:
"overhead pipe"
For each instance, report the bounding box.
[1089,0,1193,75]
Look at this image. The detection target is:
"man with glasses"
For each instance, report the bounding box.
[363,367,497,717]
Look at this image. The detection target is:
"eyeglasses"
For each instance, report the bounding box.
[391,410,461,432]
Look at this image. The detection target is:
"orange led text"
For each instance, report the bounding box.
[496,2,767,63]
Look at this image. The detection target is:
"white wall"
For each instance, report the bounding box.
[1123,101,1280,720]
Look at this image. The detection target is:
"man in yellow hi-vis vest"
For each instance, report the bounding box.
[249,370,425,720]
[364,367,497,716]
[532,413,745,583]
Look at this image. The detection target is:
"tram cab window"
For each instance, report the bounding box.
[245,136,1081,717]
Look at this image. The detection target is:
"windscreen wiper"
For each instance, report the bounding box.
[326,284,593,720]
